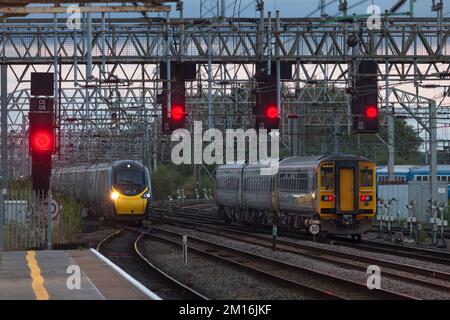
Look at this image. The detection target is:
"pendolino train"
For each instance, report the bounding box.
[51,160,151,221]
[216,154,377,239]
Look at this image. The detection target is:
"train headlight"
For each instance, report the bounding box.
[142,192,151,199]
[111,191,119,200]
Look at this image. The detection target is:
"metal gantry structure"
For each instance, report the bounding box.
[0,2,449,181]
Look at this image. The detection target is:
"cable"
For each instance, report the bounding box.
[390,0,408,14]
[331,0,370,18]
[305,0,339,18]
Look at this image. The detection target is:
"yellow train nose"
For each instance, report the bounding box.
[114,197,147,215]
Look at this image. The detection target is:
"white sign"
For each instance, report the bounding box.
[309,224,320,235]
[438,187,446,194]
[50,199,60,220]
[272,225,278,236]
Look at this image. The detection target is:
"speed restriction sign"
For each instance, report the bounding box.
[309,224,320,235]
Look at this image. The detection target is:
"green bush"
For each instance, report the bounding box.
[53,193,83,243]
[151,164,215,200]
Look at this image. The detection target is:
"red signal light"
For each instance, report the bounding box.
[171,105,185,121]
[365,105,378,119]
[360,195,372,201]
[32,131,52,151]
[322,195,334,201]
[265,105,278,119]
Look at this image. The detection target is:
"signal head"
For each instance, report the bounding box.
[265,105,278,119]
[365,105,378,119]
[31,131,53,151]
[171,105,185,121]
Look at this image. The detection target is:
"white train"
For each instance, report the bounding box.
[51,160,151,221]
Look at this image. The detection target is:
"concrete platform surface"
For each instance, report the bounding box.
[0,249,159,300]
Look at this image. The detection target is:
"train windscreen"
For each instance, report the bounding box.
[114,170,146,195]
[360,169,374,187]
[320,167,335,190]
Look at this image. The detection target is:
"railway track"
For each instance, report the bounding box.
[328,237,450,266]
[96,228,208,300]
[156,223,450,294]
[143,225,418,300]
[149,203,450,266]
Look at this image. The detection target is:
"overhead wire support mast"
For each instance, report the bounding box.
[1,13,450,166]
[432,0,444,56]
[0,63,6,258]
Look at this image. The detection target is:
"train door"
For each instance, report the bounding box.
[339,167,355,212]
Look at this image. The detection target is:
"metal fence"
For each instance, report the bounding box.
[2,189,50,251]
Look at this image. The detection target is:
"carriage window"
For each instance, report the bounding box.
[423,176,428,181]
[320,167,334,190]
[360,169,374,187]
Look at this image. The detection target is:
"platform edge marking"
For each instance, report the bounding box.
[89,248,162,300]
[26,251,50,300]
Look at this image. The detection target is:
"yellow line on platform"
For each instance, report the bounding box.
[26,251,49,300]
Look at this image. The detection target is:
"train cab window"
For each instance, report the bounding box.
[114,170,146,195]
[360,169,374,187]
[320,167,334,190]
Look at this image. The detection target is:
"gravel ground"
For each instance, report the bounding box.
[140,236,328,300]
[363,231,450,253]
[153,224,450,300]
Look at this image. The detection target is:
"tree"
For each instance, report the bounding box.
[296,84,423,165]
[151,163,215,200]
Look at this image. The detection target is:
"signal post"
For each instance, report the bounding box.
[29,72,56,249]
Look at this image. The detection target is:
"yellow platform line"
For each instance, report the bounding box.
[26,251,50,300]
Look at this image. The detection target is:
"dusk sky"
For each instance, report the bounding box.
[18,0,450,20]
[178,0,444,18]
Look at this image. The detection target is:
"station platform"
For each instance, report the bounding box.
[0,249,161,300]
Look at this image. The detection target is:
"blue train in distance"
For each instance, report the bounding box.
[376,165,450,199]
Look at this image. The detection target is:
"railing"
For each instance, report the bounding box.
[2,189,45,250]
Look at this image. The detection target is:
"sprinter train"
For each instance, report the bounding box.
[216,154,377,238]
[51,160,151,221]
